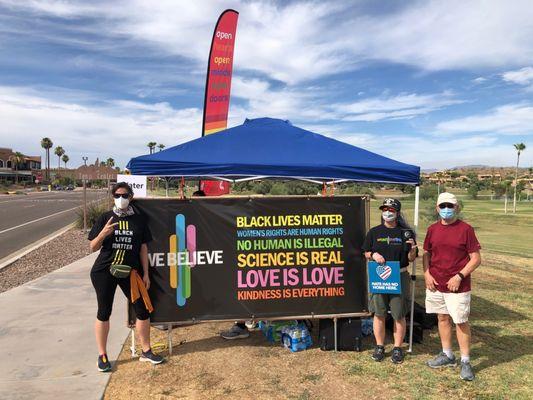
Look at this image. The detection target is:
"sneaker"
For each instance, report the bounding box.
[371,345,385,362]
[139,348,164,365]
[97,354,111,372]
[220,324,250,340]
[427,352,457,368]
[460,361,475,381]
[391,347,404,364]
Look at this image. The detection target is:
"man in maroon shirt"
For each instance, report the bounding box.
[423,192,481,381]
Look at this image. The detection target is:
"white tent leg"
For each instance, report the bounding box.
[167,323,173,356]
[408,185,420,353]
[130,328,136,357]
[333,317,338,352]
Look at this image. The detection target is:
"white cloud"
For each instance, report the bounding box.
[229,76,330,123]
[298,130,521,170]
[0,86,203,168]
[435,103,533,136]
[356,1,533,72]
[231,77,463,123]
[502,67,533,91]
[380,134,519,170]
[472,77,487,84]
[3,1,532,84]
[332,92,463,122]
[502,67,533,85]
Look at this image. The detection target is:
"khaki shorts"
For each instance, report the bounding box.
[369,272,410,320]
[425,289,471,324]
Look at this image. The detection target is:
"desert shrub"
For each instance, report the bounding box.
[269,182,288,195]
[75,199,111,229]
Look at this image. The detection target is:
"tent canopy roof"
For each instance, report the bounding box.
[126,117,420,185]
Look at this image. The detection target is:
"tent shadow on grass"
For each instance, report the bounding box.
[472,328,533,373]
[469,294,530,373]
[470,294,527,321]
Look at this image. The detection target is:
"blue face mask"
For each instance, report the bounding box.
[439,207,455,220]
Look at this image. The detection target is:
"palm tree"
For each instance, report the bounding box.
[513,143,526,213]
[147,142,157,154]
[54,146,65,171]
[106,158,115,168]
[41,137,53,180]
[158,143,165,152]
[62,154,69,169]
[10,152,24,184]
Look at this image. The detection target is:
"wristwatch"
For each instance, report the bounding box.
[457,272,465,279]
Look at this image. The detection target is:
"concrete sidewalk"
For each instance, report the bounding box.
[0,253,131,400]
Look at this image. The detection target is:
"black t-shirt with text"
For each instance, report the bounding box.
[361,224,413,268]
[88,211,152,273]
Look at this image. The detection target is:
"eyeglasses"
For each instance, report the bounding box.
[113,193,129,199]
[381,207,397,212]
[438,203,455,209]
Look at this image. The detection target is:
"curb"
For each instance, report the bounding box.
[0,223,76,270]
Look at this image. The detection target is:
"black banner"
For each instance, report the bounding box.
[135,196,368,322]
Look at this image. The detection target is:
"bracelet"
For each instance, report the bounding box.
[457,272,465,279]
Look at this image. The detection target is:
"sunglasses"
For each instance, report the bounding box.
[438,203,455,209]
[381,207,397,212]
[113,193,130,199]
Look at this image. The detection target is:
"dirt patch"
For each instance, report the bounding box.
[105,323,395,400]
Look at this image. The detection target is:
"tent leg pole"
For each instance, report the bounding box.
[333,317,338,352]
[408,185,420,353]
[167,323,173,356]
[130,328,136,357]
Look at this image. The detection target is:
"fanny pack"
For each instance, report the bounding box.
[110,264,132,278]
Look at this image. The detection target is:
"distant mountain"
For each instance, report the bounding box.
[448,165,517,170]
[423,165,530,177]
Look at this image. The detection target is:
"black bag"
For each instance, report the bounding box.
[405,321,423,344]
[412,302,438,330]
[404,302,437,330]
[319,318,362,351]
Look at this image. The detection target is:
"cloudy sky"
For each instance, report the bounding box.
[0,0,531,170]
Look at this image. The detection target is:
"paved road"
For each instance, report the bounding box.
[0,190,106,260]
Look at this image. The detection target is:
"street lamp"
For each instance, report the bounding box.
[82,156,88,231]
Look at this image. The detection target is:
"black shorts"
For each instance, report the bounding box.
[90,268,150,322]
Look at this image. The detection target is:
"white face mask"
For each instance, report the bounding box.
[114,196,130,210]
[382,211,397,222]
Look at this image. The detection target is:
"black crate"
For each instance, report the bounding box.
[319,318,362,351]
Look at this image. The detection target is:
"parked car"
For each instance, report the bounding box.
[66,185,75,190]
[54,185,64,191]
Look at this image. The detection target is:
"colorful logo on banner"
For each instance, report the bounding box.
[168,214,196,307]
[368,261,401,294]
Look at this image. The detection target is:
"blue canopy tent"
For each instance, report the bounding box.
[126,117,420,185]
[126,117,421,352]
